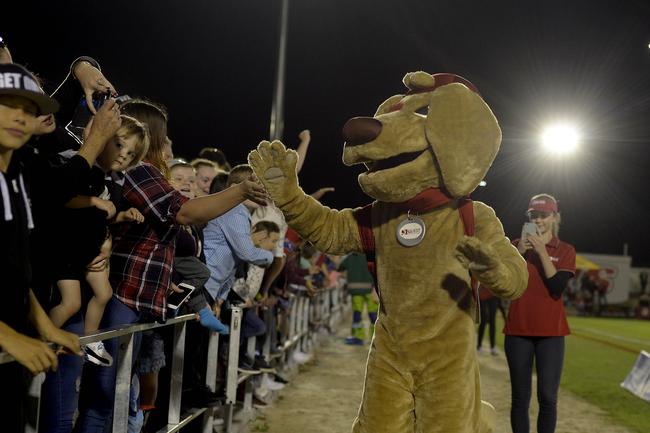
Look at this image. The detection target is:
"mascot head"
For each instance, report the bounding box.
[342,72,501,202]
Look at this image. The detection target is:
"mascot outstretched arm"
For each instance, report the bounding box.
[249,141,363,254]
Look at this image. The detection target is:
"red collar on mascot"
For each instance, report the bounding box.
[394,187,475,237]
[395,187,453,213]
[354,188,475,246]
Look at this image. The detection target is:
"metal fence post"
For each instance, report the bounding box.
[113,333,135,433]
[243,336,256,412]
[225,307,242,433]
[167,322,187,426]
[301,297,310,352]
[202,332,220,433]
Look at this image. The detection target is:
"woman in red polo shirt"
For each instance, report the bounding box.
[503,194,576,433]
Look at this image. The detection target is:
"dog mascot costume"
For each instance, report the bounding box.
[248,72,528,433]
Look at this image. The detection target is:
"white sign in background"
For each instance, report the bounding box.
[620,350,650,402]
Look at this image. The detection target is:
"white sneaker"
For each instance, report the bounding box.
[263,374,285,391]
[213,417,225,433]
[84,341,114,367]
[292,350,312,364]
[490,347,499,356]
[254,385,270,400]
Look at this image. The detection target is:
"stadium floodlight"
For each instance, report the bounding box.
[541,123,579,155]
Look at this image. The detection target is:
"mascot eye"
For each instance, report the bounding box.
[414,106,428,116]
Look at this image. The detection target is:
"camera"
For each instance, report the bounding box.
[66,92,113,141]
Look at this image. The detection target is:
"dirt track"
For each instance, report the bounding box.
[252,320,632,433]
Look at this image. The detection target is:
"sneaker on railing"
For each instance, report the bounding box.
[262,374,285,391]
[84,341,113,367]
[273,373,289,384]
[238,357,261,374]
[252,394,269,409]
[253,355,276,373]
[291,350,312,364]
[182,385,224,409]
[270,345,283,358]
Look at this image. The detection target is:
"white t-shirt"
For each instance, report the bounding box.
[251,203,287,258]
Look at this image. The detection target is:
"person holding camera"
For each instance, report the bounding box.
[503,194,576,433]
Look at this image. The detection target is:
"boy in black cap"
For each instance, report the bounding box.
[0,62,81,431]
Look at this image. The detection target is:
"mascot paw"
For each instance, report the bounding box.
[248,140,302,206]
[248,140,298,185]
[455,235,498,271]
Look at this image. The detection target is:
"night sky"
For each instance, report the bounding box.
[4,0,650,265]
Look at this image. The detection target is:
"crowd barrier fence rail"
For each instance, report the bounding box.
[0,285,349,433]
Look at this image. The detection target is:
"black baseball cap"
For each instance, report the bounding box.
[0,63,59,115]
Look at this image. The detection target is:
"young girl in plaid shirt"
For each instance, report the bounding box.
[75,99,267,432]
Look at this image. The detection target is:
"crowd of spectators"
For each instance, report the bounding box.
[0,40,345,433]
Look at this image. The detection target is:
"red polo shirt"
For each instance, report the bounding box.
[503,237,576,336]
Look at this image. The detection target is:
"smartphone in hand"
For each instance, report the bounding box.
[521,222,538,242]
[167,283,196,311]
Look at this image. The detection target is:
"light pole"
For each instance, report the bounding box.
[269,0,289,141]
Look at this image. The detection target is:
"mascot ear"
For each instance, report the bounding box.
[403,71,436,91]
[375,94,404,116]
[425,83,501,197]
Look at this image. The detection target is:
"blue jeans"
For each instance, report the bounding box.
[73,297,142,433]
[40,310,85,433]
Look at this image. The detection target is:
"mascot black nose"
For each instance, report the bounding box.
[342,117,382,146]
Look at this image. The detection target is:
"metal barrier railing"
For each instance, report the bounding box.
[0,285,348,433]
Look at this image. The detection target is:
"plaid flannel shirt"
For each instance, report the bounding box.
[110,162,188,320]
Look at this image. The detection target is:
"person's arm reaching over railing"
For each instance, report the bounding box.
[176,180,268,226]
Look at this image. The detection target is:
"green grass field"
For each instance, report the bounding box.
[493,315,650,433]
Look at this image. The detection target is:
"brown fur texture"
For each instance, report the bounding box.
[249,71,528,433]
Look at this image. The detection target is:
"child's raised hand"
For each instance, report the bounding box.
[298,129,311,142]
[86,99,121,145]
[92,198,117,219]
[115,208,144,223]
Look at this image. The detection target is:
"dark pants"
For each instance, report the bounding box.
[182,320,210,392]
[505,335,565,433]
[40,310,85,433]
[74,297,142,433]
[240,308,266,357]
[477,297,498,349]
[0,362,31,433]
